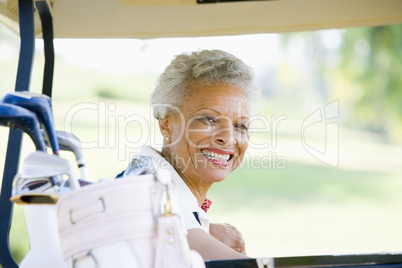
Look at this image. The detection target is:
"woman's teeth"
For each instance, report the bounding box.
[201,149,231,162]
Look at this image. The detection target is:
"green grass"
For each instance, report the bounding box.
[51,57,157,103]
[9,206,29,264]
[209,162,394,206]
[208,164,402,257]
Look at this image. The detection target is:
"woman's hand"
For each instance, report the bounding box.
[209,223,246,254]
[187,228,247,260]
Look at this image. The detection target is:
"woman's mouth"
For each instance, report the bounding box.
[201,148,233,165]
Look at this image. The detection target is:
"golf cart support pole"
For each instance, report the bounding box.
[0,0,35,266]
[0,0,55,267]
[35,0,55,98]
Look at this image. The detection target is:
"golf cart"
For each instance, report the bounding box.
[1,0,402,267]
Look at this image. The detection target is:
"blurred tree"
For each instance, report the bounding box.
[277,30,341,115]
[279,24,402,142]
[338,24,402,141]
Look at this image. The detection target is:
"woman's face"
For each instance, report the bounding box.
[162,81,250,186]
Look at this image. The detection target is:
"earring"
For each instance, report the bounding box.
[165,137,170,142]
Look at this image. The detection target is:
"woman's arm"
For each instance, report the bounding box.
[187,228,248,260]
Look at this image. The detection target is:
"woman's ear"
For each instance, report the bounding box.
[158,117,171,139]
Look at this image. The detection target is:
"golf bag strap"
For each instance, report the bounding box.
[155,215,194,268]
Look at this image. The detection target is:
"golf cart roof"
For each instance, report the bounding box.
[1,0,402,38]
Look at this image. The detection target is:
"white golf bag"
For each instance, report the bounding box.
[57,172,205,268]
[12,152,205,268]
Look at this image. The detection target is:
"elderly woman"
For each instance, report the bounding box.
[121,49,259,260]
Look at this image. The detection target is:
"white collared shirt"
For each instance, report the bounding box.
[139,145,210,233]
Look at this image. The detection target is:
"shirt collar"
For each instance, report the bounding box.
[139,146,200,211]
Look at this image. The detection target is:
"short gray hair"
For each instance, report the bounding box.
[150,49,260,119]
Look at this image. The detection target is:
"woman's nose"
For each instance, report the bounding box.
[213,122,235,147]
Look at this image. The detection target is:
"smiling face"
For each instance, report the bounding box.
[160,81,250,189]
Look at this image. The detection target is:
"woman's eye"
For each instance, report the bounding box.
[234,123,248,132]
[198,116,217,124]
